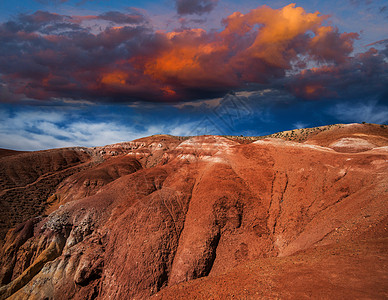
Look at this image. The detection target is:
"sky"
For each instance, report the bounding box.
[0,0,387,150]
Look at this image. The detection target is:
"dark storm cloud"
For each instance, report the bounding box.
[2,11,72,33]
[283,45,388,100]
[175,0,218,15]
[0,10,154,101]
[0,4,386,104]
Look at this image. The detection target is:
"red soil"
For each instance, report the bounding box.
[0,149,28,158]
[0,148,92,241]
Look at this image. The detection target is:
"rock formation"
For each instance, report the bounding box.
[0,123,387,299]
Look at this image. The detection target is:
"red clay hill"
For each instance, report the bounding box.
[0,123,387,299]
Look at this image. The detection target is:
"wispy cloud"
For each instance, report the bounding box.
[329,101,388,124]
[293,121,309,129]
[0,108,205,150]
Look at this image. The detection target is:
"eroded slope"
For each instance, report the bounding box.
[0,124,387,299]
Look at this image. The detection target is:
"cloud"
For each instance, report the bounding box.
[0,107,204,150]
[365,38,388,47]
[97,11,147,24]
[0,4,381,104]
[329,101,388,124]
[293,121,309,129]
[284,45,388,100]
[0,90,273,150]
[136,4,359,100]
[0,82,23,102]
[379,5,388,18]
[175,0,218,15]
[349,0,372,6]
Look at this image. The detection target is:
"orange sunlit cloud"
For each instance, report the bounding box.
[1,4,361,102]
[101,71,128,86]
[123,3,356,100]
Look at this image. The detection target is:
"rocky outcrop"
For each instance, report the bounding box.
[0,124,387,299]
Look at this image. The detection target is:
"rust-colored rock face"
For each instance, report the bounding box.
[0,125,387,299]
